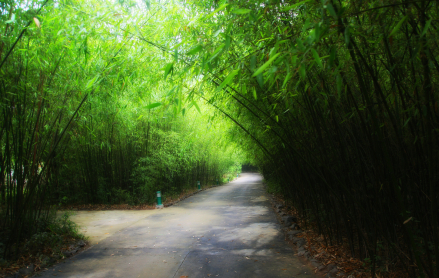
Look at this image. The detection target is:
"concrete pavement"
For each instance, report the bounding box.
[39,173,318,278]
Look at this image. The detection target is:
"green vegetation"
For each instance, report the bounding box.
[1,0,438,277]
[23,212,85,254]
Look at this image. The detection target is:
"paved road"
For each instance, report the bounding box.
[40,173,317,278]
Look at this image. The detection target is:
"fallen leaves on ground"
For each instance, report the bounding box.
[272,195,408,278]
[0,237,88,278]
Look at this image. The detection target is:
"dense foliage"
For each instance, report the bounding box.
[181,0,438,277]
[0,0,244,260]
[1,0,438,277]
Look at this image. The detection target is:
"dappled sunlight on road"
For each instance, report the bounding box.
[217,222,279,248]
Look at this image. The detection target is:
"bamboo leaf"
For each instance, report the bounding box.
[252,53,281,77]
[299,65,306,78]
[282,72,291,88]
[336,74,342,95]
[5,14,15,24]
[212,4,228,14]
[164,62,174,80]
[344,26,350,46]
[86,75,99,90]
[213,29,222,37]
[311,49,323,69]
[420,18,432,37]
[208,43,225,62]
[187,45,203,55]
[216,69,239,92]
[204,4,228,19]
[145,103,162,109]
[192,100,201,114]
[325,4,337,19]
[231,9,251,14]
[281,0,311,11]
[403,217,413,225]
[166,86,177,96]
[389,15,408,37]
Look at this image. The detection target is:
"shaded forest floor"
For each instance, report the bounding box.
[271,194,408,278]
[0,223,88,278]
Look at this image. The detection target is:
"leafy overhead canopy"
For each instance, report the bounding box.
[1,1,439,277]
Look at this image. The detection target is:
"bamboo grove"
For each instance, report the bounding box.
[0,0,245,260]
[1,0,438,277]
[175,0,438,276]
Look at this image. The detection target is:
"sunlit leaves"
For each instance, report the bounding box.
[231,9,251,14]
[187,45,203,55]
[145,103,162,109]
[5,14,15,24]
[85,75,100,90]
[203,3,228,20]
[191,100,201,114]
[216,69,239,92]
[164,62,174,80]
[208,43,225,62]
[252,53,281,77]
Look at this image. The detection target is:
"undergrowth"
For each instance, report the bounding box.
[0,212,87,277]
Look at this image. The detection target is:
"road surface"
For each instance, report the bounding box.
[39,173,317,278]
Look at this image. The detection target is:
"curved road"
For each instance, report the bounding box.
[40,173,318,278]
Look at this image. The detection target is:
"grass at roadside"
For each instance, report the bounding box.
[0,212,88,278]
[58,181,231,211]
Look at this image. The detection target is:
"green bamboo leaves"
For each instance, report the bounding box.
[5,13,15,24]
[311,49,323,69]
[187,45,203,55]
[389,15,408,37]
[282,0,311,11]
[191,100,201,113]
[336,73,342,95]
[145,103,162,109]
[203,3,228,20]
[216,69,240,92]
[324,4,337,19]
[420,18,432,37]
[252,53,281,77]
[85,75,100,90]
[164,62,173,80]
[231,9,251,14]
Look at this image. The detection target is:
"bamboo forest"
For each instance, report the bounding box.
[0,0,438,277]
